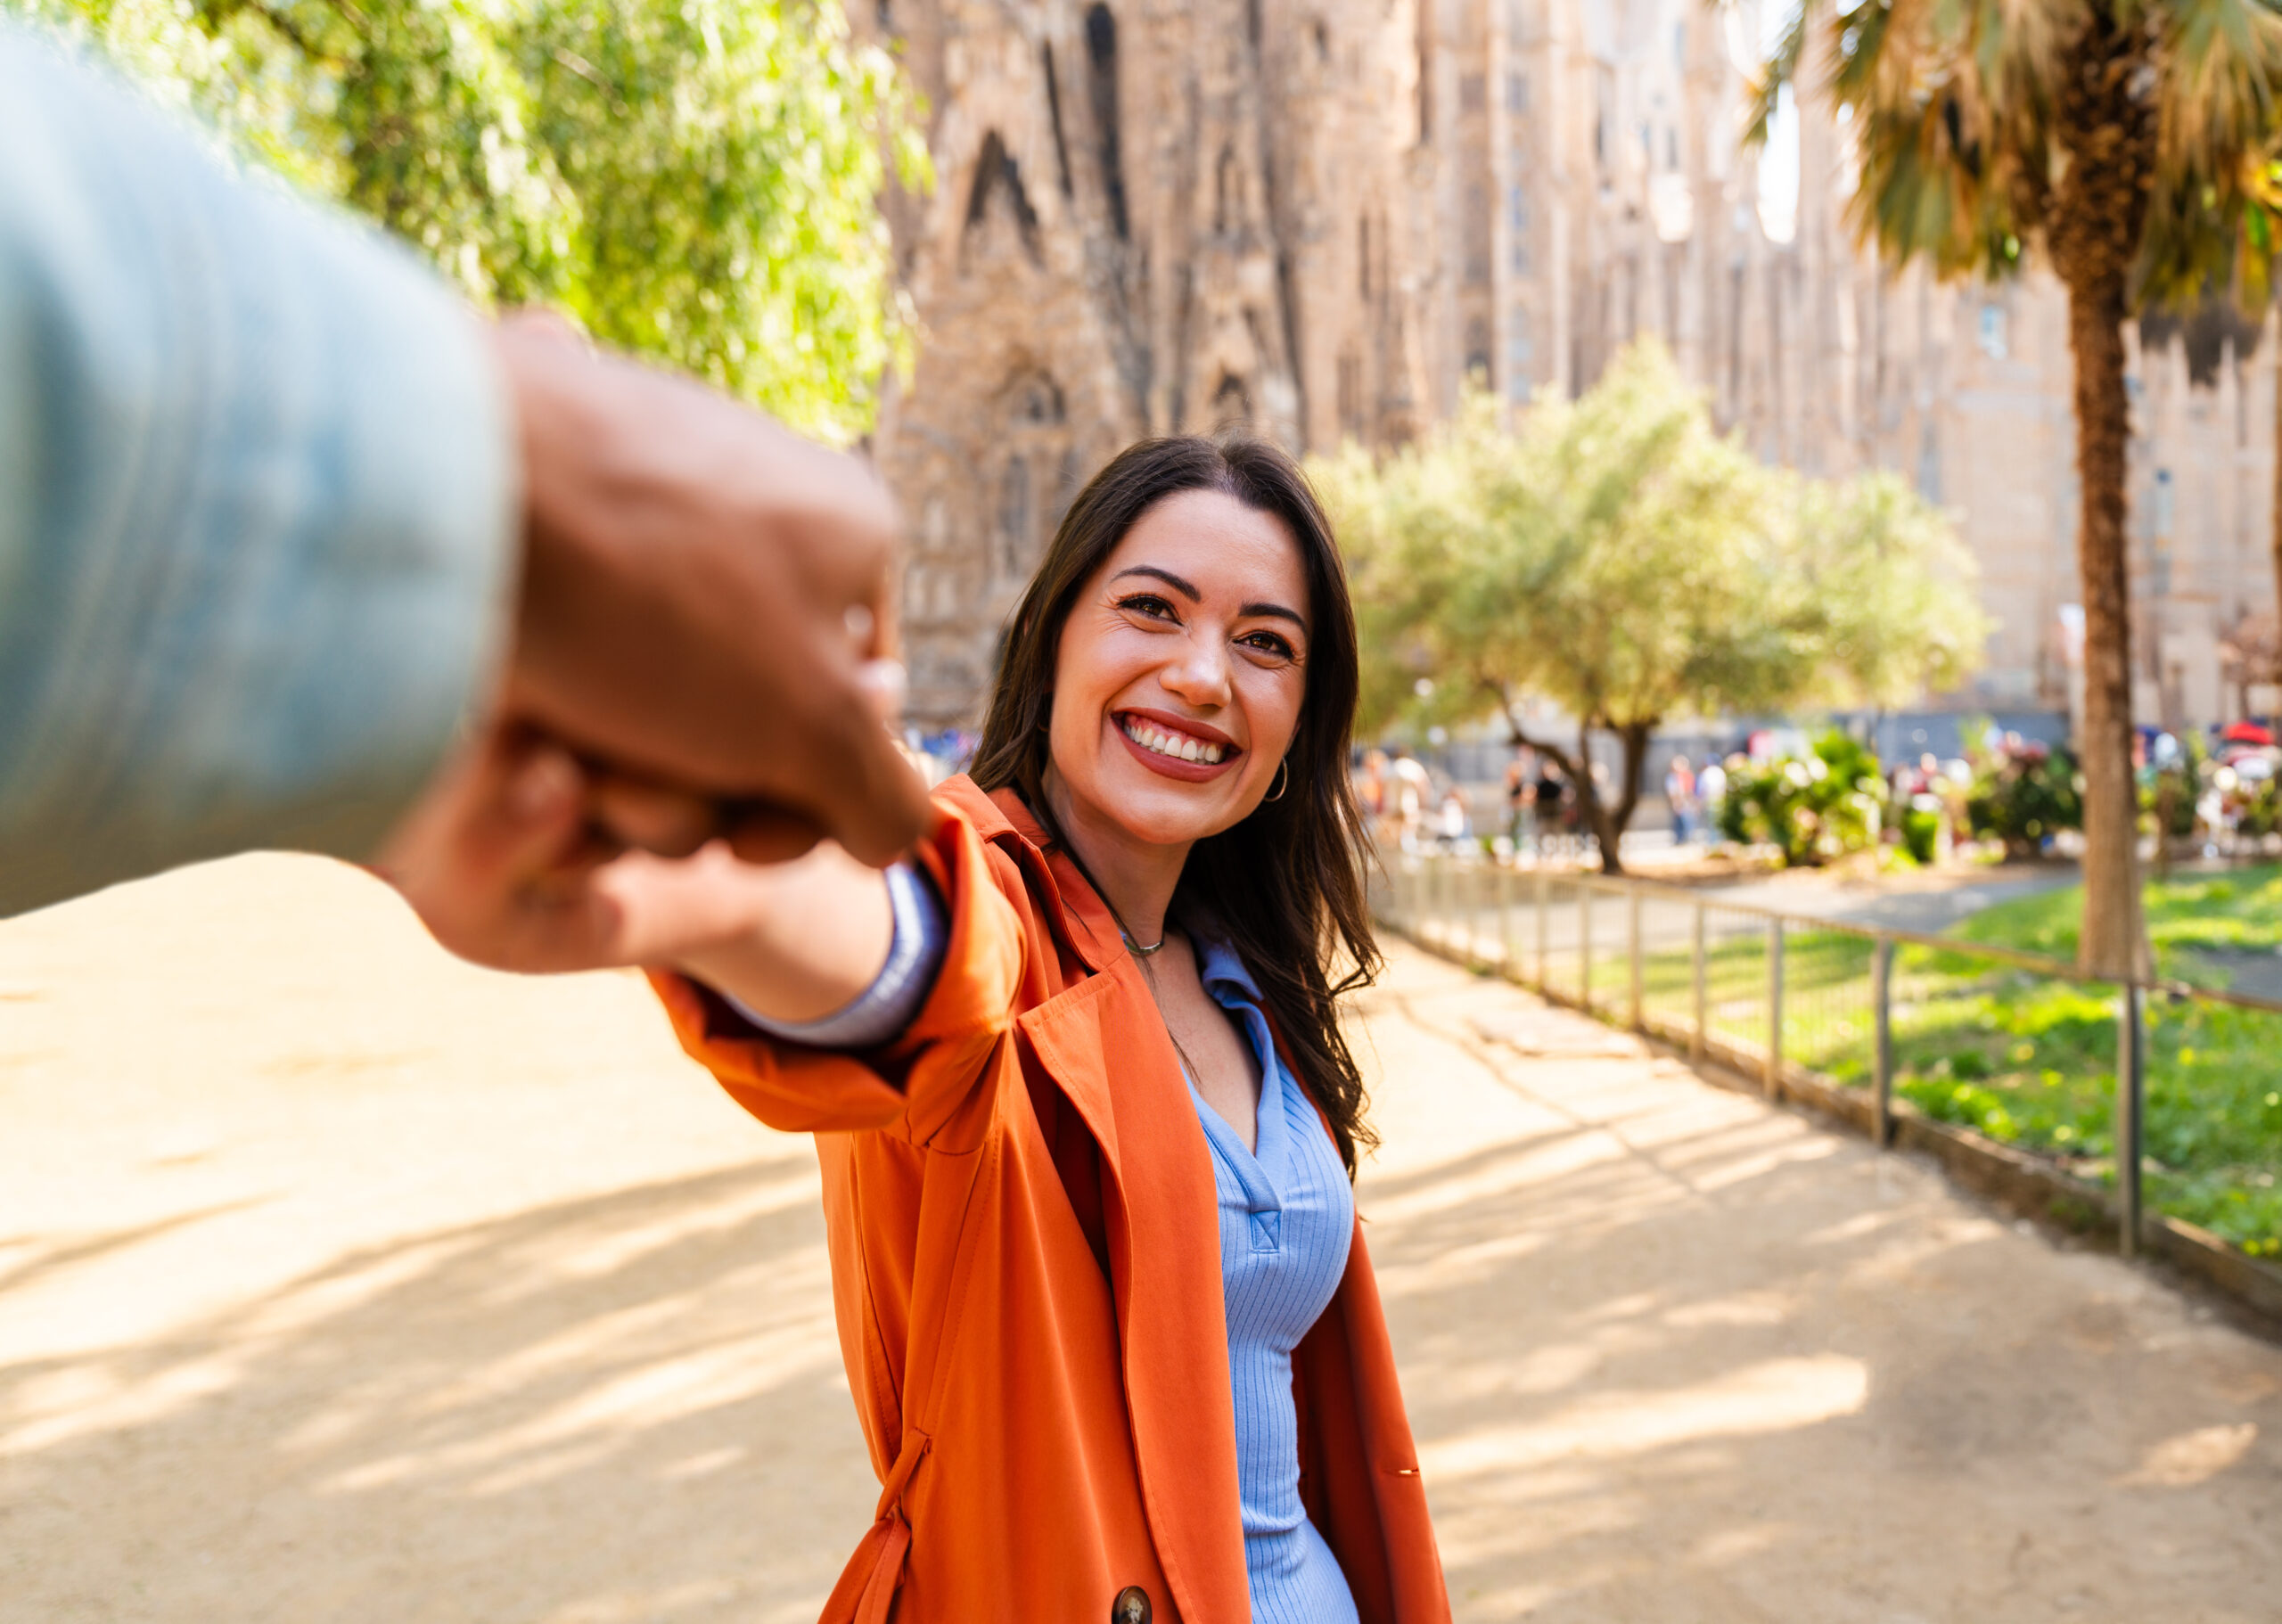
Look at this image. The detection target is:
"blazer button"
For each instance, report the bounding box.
[1112,1585,1152,1624]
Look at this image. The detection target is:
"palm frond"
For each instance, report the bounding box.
[1742,0,1819,147]
[2155,0,2282,175]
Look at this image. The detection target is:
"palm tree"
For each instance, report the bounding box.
[1746,0,2282,980]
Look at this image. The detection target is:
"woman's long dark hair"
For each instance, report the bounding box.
[968,436,1383,1171]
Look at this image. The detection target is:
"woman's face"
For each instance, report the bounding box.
[1047,488,1312,851]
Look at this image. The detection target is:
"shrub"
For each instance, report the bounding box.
[1965,739,2082,857]
[2231,775,2282,839]
[1720,730,1885,866]
[2138,731,2208,843]
[1900,801,1942,865]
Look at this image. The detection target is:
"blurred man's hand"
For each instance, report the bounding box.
[488,314,927,867]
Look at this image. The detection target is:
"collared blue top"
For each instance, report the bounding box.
[1189,939,1360,1624]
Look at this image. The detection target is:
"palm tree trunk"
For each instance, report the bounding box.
[2051,11,2155,982]
[2272,336,2282,669]
[2063,284,2151,979]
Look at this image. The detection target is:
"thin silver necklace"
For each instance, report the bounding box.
[1121,929,1167,958]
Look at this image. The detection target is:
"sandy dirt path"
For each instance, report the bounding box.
[3,856,2278,1621]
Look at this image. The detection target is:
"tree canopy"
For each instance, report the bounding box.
[13,0,928,442]
[1314,340,1986,870]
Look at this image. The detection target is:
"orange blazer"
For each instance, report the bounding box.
[650,778,1450,1624]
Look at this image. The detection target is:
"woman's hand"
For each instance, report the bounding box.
[375,724,899,1022]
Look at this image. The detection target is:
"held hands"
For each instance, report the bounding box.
[374,313,925,981]
[376,726,787,974]
[487,313,928,867]
[378,726,897,1022]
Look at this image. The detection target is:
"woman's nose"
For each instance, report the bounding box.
[1160,630,1233,705]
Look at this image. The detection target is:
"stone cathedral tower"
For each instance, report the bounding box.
[878,0,2282,731]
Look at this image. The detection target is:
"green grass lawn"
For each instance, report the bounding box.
[1950,864,2282,985]
[1618,874,2282,1256]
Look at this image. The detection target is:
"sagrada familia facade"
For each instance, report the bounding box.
[872,0,2282,733]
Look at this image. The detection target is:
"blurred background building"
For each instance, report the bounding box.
[875,0,2282,732]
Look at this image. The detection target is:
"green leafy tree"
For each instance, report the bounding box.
[1795,470,1989,707]
[1317,340,1986,873]
[12,0,926,441]
[1744,0,2282,977]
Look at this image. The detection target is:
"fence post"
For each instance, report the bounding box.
[1627,886,1645,1030]
[1534,867,1550,990]
[1579,881,1594,1011]
[1871,938,1895,1147]
[2117,984,2146,1258]
[1690,903,1707,1062]
[1497,864,1514,978]
[1764,916,1785,1098]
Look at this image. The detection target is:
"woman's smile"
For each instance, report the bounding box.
[1113,708,1241,779]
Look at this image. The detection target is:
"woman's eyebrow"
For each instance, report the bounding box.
[1110,565,1200,600]
[1241,601,1307,629]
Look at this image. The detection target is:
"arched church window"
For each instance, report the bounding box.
[1464,318,1490,382]
[1211,373,1254,427]
[990,365,1073,581]
[963,130,1041,267]
[997,455,1032,578]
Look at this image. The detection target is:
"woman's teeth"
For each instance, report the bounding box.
[1122,718,1226,765]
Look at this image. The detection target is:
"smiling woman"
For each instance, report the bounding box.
[384,437,1449,1624]
[969,439,1377,1171]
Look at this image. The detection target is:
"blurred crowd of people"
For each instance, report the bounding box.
[1351,744,1621,858]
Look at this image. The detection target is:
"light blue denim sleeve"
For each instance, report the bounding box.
[718,863,949,1050]
[0,22,517,917]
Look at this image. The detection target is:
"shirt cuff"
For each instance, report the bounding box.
[716,861,948,1050]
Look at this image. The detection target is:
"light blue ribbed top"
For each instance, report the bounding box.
[1189,939,1360,1624]
[718,894,1361,1620]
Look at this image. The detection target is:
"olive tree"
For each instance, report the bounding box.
[1318,340,1986,873]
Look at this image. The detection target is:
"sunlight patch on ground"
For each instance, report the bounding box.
[498,1170,820,1285]
[1663,1289,1794,1329]
[2122,1423,2260,1488]
[1420,1354,1871,1482]
[3,1353,246,1456]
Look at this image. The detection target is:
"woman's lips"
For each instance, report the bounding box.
[1112,711,1241,783]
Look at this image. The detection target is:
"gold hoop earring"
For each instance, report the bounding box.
[1265,757,1291,801]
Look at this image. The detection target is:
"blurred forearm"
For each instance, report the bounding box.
[0,21,516,916]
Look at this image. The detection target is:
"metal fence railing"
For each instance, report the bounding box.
[1377,851,2282,1268]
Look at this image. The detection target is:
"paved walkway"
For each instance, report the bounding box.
[1694,866,2080,935]
[2,857,2278,1621]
